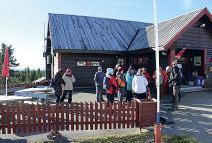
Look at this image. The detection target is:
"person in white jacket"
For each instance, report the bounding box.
[60,68,75,103]
[132,68,148,99]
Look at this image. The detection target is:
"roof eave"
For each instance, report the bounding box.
[164,7,212,50]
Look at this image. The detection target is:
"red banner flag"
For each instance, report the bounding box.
[1,48,9,77]
[175,44,189,59]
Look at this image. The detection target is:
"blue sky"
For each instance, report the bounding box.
[0,0,211,70]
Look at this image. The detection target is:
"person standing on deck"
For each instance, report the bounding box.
[60,68,75,104]
[116,67,126,102]
[125,66,134,102]
[132,68,148,99]
[169,59,181,111]
[94,66,105,102]
[104,68,118,105]
[50,69,65,103]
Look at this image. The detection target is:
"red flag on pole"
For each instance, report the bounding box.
[175,44,189,59]
[2,47,9,77]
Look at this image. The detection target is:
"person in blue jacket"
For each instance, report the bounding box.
[125,66,134,102]
[94,66,105,102]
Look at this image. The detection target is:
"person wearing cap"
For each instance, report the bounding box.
[116,67,126,102]
[60,68,75,104]
[132,68,148,99]
[104,68,118,105]
[94,66,105,102]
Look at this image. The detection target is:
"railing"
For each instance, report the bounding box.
[0,100,156,134]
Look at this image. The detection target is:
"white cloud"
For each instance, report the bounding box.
[182,0,192,9]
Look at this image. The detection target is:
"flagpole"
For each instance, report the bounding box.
[6,77,8,96]
[153,0,160,124]
[153,0,161,142]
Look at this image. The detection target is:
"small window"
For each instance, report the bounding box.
[77,61,86,66]
[91,62,100,67]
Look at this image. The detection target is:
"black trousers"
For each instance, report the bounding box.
[60,90,73,103]
[106,93,115,105]
[135,93,147,100]
[126,90,133,102]
[55,90,62,103]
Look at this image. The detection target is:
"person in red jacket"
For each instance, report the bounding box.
[142,67,151,82]
[104,68,118,105]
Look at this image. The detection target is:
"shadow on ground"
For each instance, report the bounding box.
[0,138,27,143]
[161,91,212,143]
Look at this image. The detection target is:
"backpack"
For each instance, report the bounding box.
[50,78,56,88]
[103,77,110,90]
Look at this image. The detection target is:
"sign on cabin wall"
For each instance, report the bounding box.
[77,61,100,67]
[193,56,201,66]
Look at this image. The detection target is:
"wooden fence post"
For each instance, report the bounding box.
[90,102,93,130]
[76,102,79,130]
[80,102,84,130]
[94,102,98,130]
[65,103,69,131]
[100,102,103,129]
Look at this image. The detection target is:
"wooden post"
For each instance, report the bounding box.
[12,104,17,134]
[94,102,98,130]
[104,103,107,129]
[76,102,79,130]
[154,123,161,143]
[37,104,42,132]
[6,104,11,134]
[100,102,103,129]
[123,102,126,128]
[108,103,112,129]
[47,104,51,131]
[32,104,37,133]
[118,102,121,129]
[113,102,117,129]
[61,103,64,131]
[81,102,84,130]
[71,103,74,130]
[90,102,93,130]
[85,102,89,130]
[127,102,130,128]
[65,103,70,130]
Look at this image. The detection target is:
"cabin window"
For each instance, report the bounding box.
[77,61,86,66]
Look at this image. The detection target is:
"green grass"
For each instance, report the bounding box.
[76,132,153,143]
[163,135,199,143]
[76,134,199,143]
[34,133,199,143]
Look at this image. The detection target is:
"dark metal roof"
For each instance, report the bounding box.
[48,14,151,51]
[48,8,212,52]
[128,8,208,51]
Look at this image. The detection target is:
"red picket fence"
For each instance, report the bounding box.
[0,99,156,134]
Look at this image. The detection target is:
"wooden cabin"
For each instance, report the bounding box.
[44,7,212,87]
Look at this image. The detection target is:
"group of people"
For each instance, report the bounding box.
[51,59,182,111]
[51,68,75,104]
[94,65,150,105]
[94,59,182,110]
